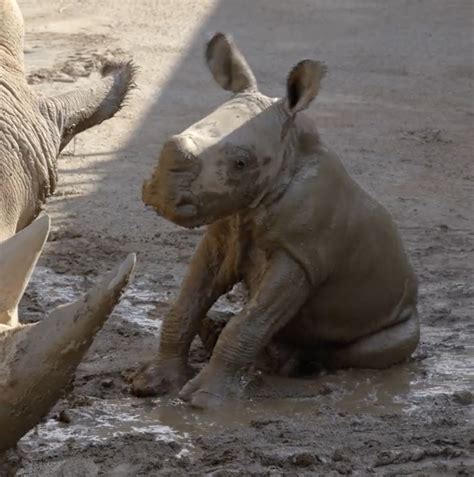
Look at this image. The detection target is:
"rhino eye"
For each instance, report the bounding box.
[234,157,247,170]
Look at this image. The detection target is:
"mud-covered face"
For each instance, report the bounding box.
[142,32,326,228]
[143,93,285,227]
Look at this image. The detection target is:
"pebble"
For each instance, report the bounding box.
[453,390,473,405]
[101,378,114,388]
[291,452,317,467]
[56,409,72,424]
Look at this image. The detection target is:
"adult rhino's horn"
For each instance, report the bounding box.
[0,214,50,328]
[0,253,136,451]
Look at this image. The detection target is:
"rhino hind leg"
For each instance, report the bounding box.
[321,310,420,370]
[200,309,419,376]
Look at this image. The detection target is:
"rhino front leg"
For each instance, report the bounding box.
[179,252,310,408]
[131,231,235,397]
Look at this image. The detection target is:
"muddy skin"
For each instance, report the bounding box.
[132,32,419,409]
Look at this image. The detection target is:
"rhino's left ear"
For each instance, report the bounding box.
[286,60,327,115]
[205,32,257,93]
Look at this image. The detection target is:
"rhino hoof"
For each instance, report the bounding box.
[129,362,192,397]
[178,364,240,409]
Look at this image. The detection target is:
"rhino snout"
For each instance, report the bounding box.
[175,192,197,211]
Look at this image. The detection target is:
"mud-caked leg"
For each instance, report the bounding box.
[131,229,235,397]
[179,253,310,408]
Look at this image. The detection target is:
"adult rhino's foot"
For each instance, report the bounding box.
[178,364,242,409]
[130,361,193,397]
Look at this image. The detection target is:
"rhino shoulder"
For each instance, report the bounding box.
[259,148,347,286]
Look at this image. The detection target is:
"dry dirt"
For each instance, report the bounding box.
[2,0,473,475]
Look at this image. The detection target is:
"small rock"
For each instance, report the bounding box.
[432,301,451,315]
[56,409,72,424]
[332,447,352,462]
[291,452,317,467]
[453,390,473,405]
[319,383,336,396]
[101,378,114,388]
[51,72,75,83]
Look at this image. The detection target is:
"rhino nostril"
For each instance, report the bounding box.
[175,193,195,207]
[168,166,188,173]
[174,193,198,219]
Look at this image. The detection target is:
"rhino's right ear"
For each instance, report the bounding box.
[286,60,327,115]
[205,32,257,93]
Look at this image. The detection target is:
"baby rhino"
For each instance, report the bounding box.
[132,33,419,408]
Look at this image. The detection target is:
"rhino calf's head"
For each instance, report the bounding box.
[143,33,326,227]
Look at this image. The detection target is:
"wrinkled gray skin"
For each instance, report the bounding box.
[0,0,136,243]
[133,33,419,409]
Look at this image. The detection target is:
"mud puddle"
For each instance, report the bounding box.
[20,399,191,457]
[21,267,473,456]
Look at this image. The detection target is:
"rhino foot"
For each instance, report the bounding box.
[130,360,193,397]
[178,364,241,409]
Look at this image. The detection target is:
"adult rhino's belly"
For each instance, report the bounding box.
[282,277,408,346]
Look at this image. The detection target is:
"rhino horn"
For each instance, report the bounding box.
[0,215,50,328]
[0,218,136,450]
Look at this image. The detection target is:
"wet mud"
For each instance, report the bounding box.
[4,246,473,476]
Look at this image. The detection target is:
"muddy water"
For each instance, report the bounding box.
[21,267,473,456]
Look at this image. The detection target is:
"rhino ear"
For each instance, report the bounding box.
[205,32,257,93]
[286,60,327,115]
[0,215,50,327]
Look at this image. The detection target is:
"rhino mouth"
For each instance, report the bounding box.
[174,193,198,217]
[160,192,206,228]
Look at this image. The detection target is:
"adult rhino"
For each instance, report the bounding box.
[132,33,419,409]
[0,0,136,449]
[0,0,135,243]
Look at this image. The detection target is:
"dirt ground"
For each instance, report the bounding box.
[2,0,473,475]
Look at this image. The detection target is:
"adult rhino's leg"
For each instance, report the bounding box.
[130,230,236,397]
[179,252,311,408]
[322,309,420,369]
